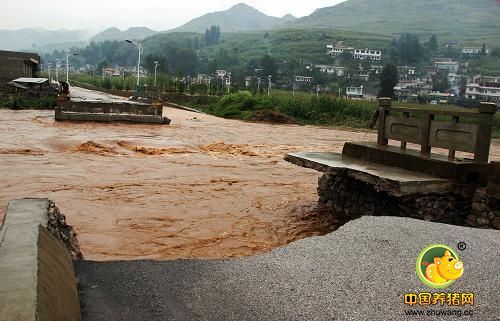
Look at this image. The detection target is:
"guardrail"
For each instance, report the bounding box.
[377,98,496,162]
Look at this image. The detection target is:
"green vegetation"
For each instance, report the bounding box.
[0,96,57,110]
[187,91,500,138]
[190,91,377,128]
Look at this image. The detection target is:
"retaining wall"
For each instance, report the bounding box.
[0,199,81,321]
[318,169,500,229]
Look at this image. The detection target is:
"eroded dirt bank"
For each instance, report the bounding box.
[1,108,499,260]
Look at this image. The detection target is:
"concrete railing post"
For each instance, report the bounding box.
[377,98,391,146]
[475,102,497,162]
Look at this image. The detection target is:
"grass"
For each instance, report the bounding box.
[0,96,57,110]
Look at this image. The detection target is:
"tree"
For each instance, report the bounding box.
[432,72,449,92]
[260,54,277,80]
[427,35,438,52]
[96,60,109,74]
[389,33,425,65]
[379,64,398,98]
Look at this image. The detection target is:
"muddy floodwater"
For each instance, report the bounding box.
[1,107,499,261]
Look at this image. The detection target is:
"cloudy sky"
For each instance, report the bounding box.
[0,0,345,31]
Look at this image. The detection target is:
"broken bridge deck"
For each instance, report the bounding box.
[285,152,453,195]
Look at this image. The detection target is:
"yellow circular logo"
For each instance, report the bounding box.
[416,244,464,289]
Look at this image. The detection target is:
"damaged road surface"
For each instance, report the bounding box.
[75,217,500,321]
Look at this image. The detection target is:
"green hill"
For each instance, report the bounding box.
[290,0,500,45]
[171,3,293,33]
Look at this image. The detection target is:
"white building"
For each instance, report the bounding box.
[353,48,382,61]
[295,76,313,83]
[216,70,227,79]
[326,42,355,57]
[462,47,489,55]
[346,86,364,98]
[465,75,500,103]
[434,61,459,73]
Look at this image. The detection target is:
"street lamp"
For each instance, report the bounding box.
[316,85,320,97]
[154,61,159,87]
[125,39,144,96]
[48,63,52,83]
[208,76,212,95]
[65,50,78,84]
[292,83,296,96]
[257,78,261,92]
[55,59,60,82]
[227,73,231,94]
[267,75,272,96]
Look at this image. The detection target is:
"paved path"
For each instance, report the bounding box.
[69,86,145,105]
[75,216,500,321]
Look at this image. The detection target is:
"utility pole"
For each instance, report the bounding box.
[267,75,272,96]
[48,63,52,83]
[154,61,159,87]
[55,59,60,82]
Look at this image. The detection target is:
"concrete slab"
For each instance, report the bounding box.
[342,142,489,184]
[0,199,80,321]
[285,152,453,194]
[75,216,500,321]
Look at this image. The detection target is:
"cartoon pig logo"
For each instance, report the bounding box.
[416,245,464,288]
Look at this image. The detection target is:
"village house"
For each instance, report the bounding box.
[294,76,314,83]
[326,41,355,57]
[216,70,227,79]
[353,48,382,61]
[0,50,40,84]
[434,61,459,73]
[346,86,364,99]
[462,46,489,56]
[465,75,500,104]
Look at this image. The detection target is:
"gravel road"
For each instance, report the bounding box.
[75,216,500,321]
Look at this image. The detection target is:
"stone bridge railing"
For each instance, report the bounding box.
[377,98,497,162]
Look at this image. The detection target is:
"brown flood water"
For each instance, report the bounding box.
[1,108,499,261]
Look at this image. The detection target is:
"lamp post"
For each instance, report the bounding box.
[227,73,231,94]
[154,61,159,87]
[48,63,52,83]
[316,85,320,97]
[292,83,296,96]
[257,78,261,92]
[267,75,272,96]
[125,39,143,96]
[55,59,60,82]
[65,50,78,84]
[208,77,212,95]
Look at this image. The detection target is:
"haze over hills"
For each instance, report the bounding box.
[90,27,158,42]
[171,3,296,33]
[291,0,500,38]
[0,28,90,51]
[2,0,500,53]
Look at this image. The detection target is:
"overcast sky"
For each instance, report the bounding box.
[0,0,345,32]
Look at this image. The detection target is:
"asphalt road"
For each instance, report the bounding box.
[75,216,500,321]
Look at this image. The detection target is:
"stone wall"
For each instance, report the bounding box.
[318,169,500,229]
[46,201,82,260]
